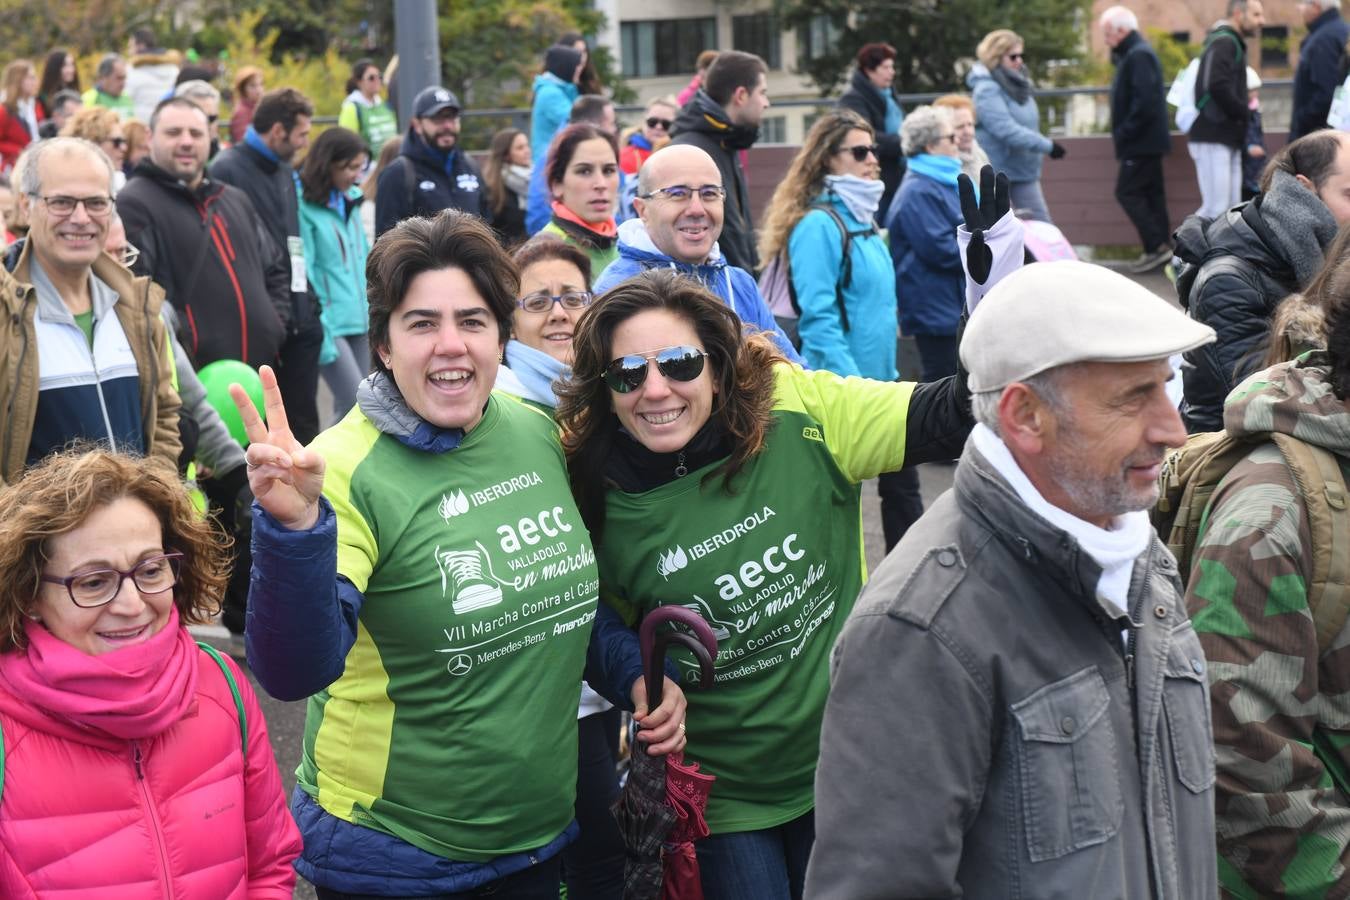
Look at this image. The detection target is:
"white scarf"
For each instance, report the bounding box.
[971,424,1151,617]
[503,164,531,208]
[824,174,883,224]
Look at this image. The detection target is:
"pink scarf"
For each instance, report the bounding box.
[0,607,199,741]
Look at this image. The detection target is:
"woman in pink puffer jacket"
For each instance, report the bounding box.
[0,450,301,898]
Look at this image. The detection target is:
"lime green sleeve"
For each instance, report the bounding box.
[771,364,914,483]
[309,418,381,592]
[337,101,359,133]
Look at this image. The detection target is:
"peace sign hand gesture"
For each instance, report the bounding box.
[229,364,326,532]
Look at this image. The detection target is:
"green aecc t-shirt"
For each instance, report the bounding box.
[299,393,599,862]
[599,364,913,833]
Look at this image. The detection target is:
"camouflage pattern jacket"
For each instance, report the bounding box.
[1188,352,1350,898]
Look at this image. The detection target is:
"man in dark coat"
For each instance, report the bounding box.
[836,42,906,223]
[1290,0,1350,139]
[1174,130,1350,432]
[375,86,489,237]
[669,50,769,273]
[209,88,323,444]
[1101,7,1173,273]
[1188,0,1265,220]
[118,97,289,375]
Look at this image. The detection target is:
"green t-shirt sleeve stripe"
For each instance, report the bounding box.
[771,365,913,482]
[311,414,382,592]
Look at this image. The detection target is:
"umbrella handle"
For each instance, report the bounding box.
[648,629,716,707]
[639,605,720,711]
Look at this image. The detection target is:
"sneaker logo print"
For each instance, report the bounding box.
[439,490,470,520]
[657,546,689,580]
[434,540,505,614]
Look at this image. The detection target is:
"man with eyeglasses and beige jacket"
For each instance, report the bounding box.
[0,136,180,486]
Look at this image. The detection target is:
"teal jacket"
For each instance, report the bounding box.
[298,186,370,365]
[789,192,897,380]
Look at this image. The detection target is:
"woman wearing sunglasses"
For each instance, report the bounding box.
[236,211,687,898]
[619,98,677,176]
[558,268,973,900]
[61,107,129,193]
[886,105,967,387]
[967,29,1064,223]
[759,109,917,552]
[539,122,622,279]
[0,448,301,897]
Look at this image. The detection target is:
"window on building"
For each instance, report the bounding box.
[733,13,781,70]
[798,14,843,63]
[621,18,717,78]
[1262,25,1289,68]
[759,115,785,144]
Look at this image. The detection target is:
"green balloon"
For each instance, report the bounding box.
[197,360,264,447]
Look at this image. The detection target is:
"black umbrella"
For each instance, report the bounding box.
[613,606,718,900]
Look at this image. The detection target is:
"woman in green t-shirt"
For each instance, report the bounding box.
[557,269,974,900]
[536,123,620,276]
[233,211,687,898]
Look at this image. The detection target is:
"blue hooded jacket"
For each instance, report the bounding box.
[530,73,579,164]
[789,192,897,379]
[594,218,803,365]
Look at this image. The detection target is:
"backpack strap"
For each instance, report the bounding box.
[808,202,874,333]
[197,641,249,754]
[1196,30,1245,111]
[1269,435,1350,656]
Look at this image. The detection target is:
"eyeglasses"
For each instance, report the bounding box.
[646,116,673,130]
[364,72,382,82]
[28,193,114,217]
[1007,52,1024,62]
[837,144,879,162]
[40,552,183,608]
[637,184,726,204]
[602,345,708,393]
[517,290,593,314]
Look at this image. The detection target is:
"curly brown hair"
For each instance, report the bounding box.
[554,269,782,537]
[0,449,230,652]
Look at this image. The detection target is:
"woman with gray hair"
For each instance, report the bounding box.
[966,28,1064,222]
[886,104,966,385]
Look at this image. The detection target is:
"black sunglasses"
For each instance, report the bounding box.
[837,143,879,162]
[646,116,673,130]
[1007,52,1024,61]
[602,345,707,393]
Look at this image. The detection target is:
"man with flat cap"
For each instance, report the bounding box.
[375,85,487,236]
[805,261,1220,900]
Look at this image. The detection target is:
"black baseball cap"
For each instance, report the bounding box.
[413,86,461,118]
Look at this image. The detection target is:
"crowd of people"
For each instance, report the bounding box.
[5,4,1350,897]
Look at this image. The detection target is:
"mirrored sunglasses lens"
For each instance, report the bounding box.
[656,347,705,382]
[604,357,649,393]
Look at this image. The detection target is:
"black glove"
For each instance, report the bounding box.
[957,165,1011,286]
[1049,141,1067,160]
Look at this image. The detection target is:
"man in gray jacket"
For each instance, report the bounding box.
[806,261,1219,899]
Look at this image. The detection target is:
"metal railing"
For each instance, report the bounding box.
[303,78,1296,149]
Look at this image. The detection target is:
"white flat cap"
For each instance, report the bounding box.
[960,261,1215,393]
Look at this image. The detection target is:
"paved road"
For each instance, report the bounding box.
[241,262,1176,897]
